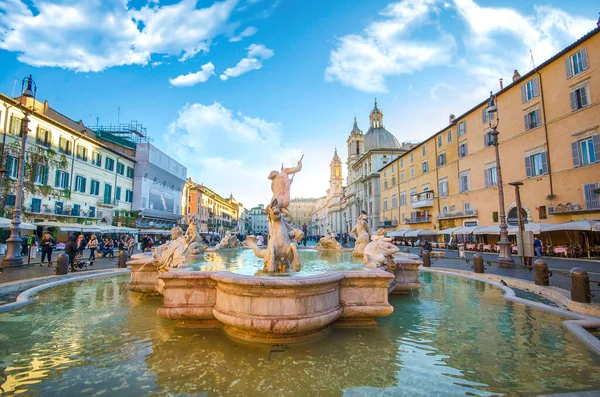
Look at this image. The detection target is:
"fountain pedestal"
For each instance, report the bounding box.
[390,257,422,294]
[126,253,160,294]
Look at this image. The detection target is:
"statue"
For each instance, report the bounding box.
[267,158,302,223]
[152,214,206,272]
[363,229,399,269]
[351,211,372,256]
[215,231,241,249]
[316,232,342,250]
[245,199,303,274]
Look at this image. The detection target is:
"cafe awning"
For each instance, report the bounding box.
[542,220,600,232]
[0,217,37,231]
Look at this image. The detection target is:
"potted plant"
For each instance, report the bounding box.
[546,194,557,200]
[594,188,600,195]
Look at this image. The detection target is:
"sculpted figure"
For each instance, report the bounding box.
[267,159,302,223]
[245,199,300,273]
[316,232,342,250]
[152,214,206,272]
[364,229,399,269]
[216,231,241,249]
[351,211,372,256]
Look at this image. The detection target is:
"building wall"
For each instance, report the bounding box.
[289,198,317,230]
[381,28,600,231]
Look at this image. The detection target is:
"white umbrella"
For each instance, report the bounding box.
[438,226,462,235]
[404,230,420,238]
[506,222,552,235]
[472,225,518,235]
[453,226,479,235]
[542,220,600,232]
[0,217,37,231]
[417,229,438,236]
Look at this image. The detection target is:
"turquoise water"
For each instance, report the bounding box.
[192,248,365,275]
[1,273,599,396]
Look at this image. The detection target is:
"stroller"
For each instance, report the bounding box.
[71,252,92,271]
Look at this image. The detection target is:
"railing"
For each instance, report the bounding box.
[28,207,97,218]
[437,209,478,219]
[404,216,432,224]
[377,220,398,228]
[549,202,600,214]
[98,199,116,206]
[411,198,434,209]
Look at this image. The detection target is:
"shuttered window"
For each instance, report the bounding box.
[524,109,541,130]
[9,115,23,136]
[484,131,494,147]
[565,47,589,79]
[422,161,428,173]
[54,170,69,189]
[400,193,406,206]
[457,121,466,137]
[34,164,48,184]
[438,180,448,197]
[521,77,540,103]
[584,183,600,210]
[447,129,452,143]
[484,167,497,187]
[36,127,52,147]
[437,152,446,166]
[74,175,86,193]
[572,136,599,168]
[6,155,19,179]
[570,85,589,111]
[482,108,494,124]
[437,135,442,147]
[459,172,470,193]
[458,143,468,158]
[525,152,548,177]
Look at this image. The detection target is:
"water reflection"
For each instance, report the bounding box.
[0,274,599,396]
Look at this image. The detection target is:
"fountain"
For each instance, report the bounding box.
[315,232,343,250]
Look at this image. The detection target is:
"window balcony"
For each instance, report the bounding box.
[27,206,98,219]
[549,202,600,215]
[377,220,398,228]
[437,209,478,220]
[404,215,432,224]
[411,191,435,209]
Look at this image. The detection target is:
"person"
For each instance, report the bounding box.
[141,234,149,251]
[421,240,432,257]
[88,235,99,263]
[20,235,29,256]
[76,234,87,253]
[127,235,136,256]
[102,239,114,258]
[64,235,78,271]
[534,237,543,257]
[267,159,302,222]
[40,233,56,267]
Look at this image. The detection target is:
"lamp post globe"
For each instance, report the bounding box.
[2,75,37,268]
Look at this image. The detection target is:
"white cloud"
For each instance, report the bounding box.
[229,26,257,42]
[169,62,216,86]
[325,0,456,93]
[220,43,274,81]
[0,0,238,72]
[165,102,303,206]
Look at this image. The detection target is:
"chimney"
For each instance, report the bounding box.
[499,78,504,90]
[43,100,49,115]
[449,114,456,124]
[512,69,521,82]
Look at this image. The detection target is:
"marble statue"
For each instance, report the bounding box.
[152,214,206,272]
[215,231,241,249]
[351,211,372,256]
[267,159,302,223]
[316,232,342,250]
[245,201,304,274]
[363,229,399,269]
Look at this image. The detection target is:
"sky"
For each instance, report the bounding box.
[0,0,598,208]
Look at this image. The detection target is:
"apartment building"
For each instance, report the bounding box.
[381,27,600,232]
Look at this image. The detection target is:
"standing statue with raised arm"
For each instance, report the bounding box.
[351,211,372,256]
[267,159,302,223]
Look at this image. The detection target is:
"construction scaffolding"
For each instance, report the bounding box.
[94,120,153,145]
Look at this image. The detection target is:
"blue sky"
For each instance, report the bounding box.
[0,0,598,207]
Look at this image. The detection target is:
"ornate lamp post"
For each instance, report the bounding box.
[487,91,514,268]
[2,75,37,268]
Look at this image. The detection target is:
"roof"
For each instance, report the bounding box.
[364,126,401,151]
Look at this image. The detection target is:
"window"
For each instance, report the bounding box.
[570,85,589,111]
[584,183,600,210]
[104,183,112,204]
[391,176,396,186]
[410,153,414,163]
[400,193,406,206]
[525,152,548,177]
[464,202,471,211]
[74,175,86,193]
[117,162,125,175]
[410,167,414,178]
[400,159,404,167]
[90,180,100,195]
[438,179,448,197]
[422,145,426,156]
[447,129,452,143]
[105,157,115,171]
[401,171,404,182]
[76,144,88,161]
[458,143,468,158]
[7,156,19,179]
[126,166,134,178]
[384,200,388,211]
[484,131,494,147]
[459,172,470,193]
[539,206,547,220]
[457,121,466,137]
[437,135,442,147]
[422,161,428,173]
[565,47,589,78]
[36,127,52,147]
[384,180,388,190]
[524,109,541,130]
[5,194,15,206]
[482,108,494,124]
[116,186,122,201]
[58,137,72,155]
[484,166,497,187]
[572,137,599,167]
[9,115,22,136]
[437,153,446,167]
[54,170,69,189]
[521,77,539,103]
[34,164,48,184]
[92,151,102,167]
[391,164,394,172]
[392,196,397,209]
[125,190,133,203]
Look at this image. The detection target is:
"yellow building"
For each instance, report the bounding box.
[381,27,600,233]
[289,198,317,231]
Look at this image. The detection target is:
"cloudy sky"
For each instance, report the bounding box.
[0,0,597,207]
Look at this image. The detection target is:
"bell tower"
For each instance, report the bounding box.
[369,98,383,129]
[330,148,343,195]
[347,117,364,167]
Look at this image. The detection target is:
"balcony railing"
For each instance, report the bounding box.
[549,202,600,215]
[437,209,478,220]
[98,199,116,207]
[377,220,398,228]
[411,191,435,209]
[27,207,97,218]
[404,215,432,224]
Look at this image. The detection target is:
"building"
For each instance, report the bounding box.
[289,197,317,234]
[0,93,135,232]
[380,27,600,233]
[248,205,268,235]
[133,143,186,232]
[182,179,244,235]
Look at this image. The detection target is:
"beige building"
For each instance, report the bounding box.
[289,197,317,232]
[381,27,600,233]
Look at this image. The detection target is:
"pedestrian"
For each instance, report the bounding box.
[20,234,29,256]
[88,235,99,264]
[141,234,149,251]
[76,234,87,253]
[127,235,136,256]
[40,233,56,267]
[534,237,543,257]
[64,235,78,271]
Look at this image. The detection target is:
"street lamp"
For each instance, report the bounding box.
[2,75,37,268]
[487,91,514,268]
[508,181,525,266]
